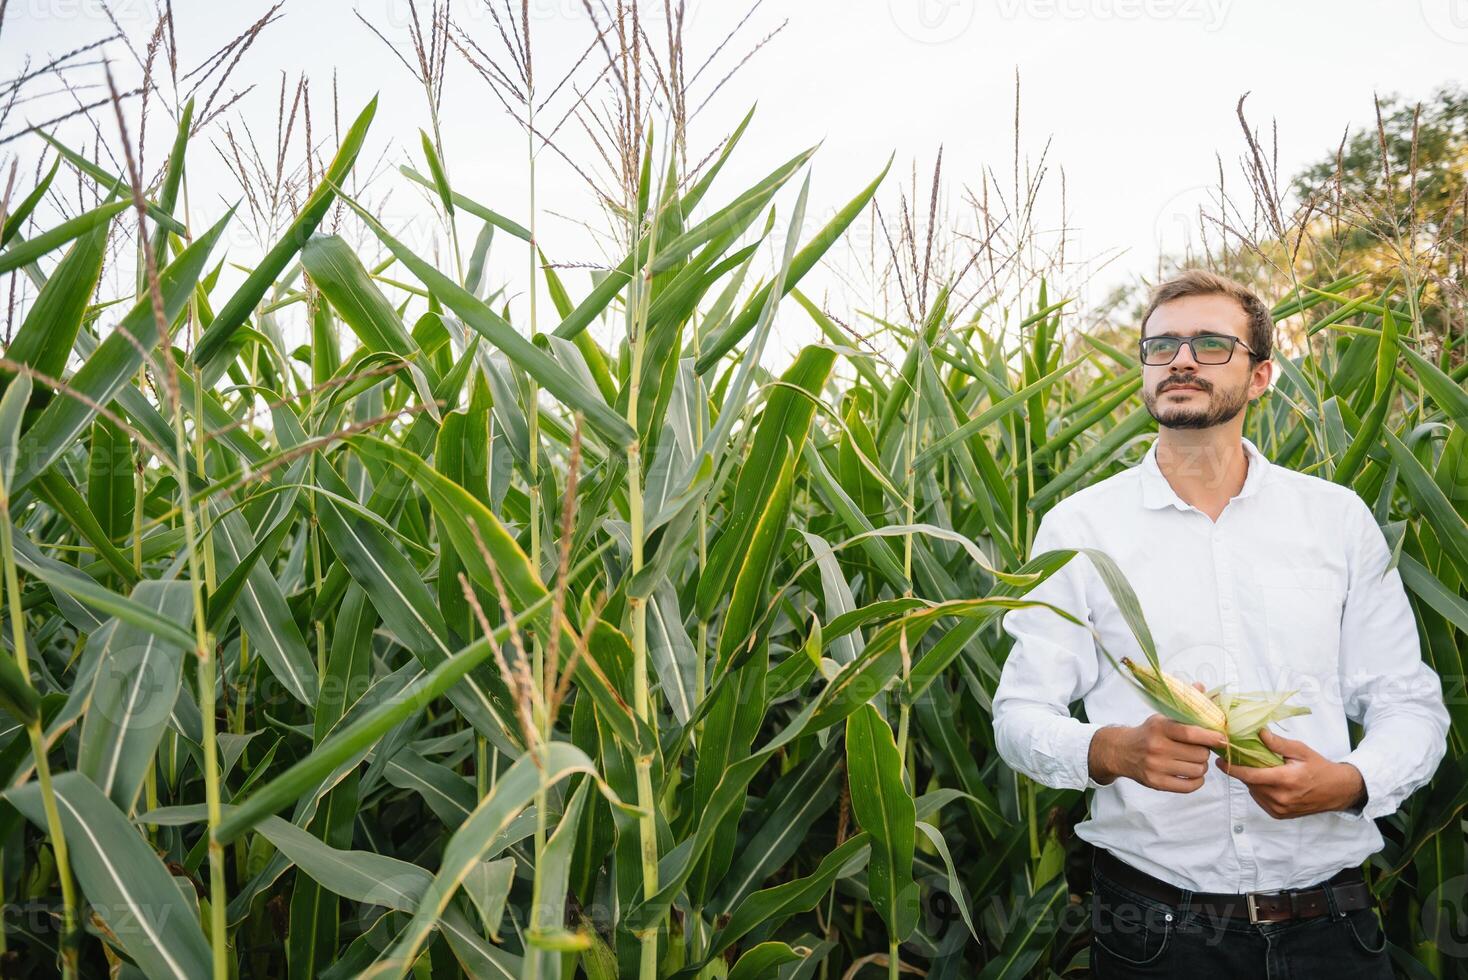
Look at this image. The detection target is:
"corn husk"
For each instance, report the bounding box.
[1118,657,1311,767]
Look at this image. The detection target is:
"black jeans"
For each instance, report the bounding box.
[1089,853,1394,978]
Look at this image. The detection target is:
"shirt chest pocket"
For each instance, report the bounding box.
[1257,567,1346,675]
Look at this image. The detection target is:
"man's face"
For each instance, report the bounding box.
[1140,293,1271,431]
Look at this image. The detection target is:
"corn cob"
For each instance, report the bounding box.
[1120,657,1227,729]
[1116,656,1311,767]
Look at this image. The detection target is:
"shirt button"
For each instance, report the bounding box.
[1233,824,1243,833]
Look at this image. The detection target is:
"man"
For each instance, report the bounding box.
[991,269,1450,977]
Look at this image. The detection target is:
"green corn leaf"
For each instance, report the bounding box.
[1,211,109,405]
[0,157,60,247]
[311,454,519,752]
[696,346,834,619]
[0,373,31,497]
[17,546,195,649]
[0,200,129,276]
[695,155,892,372]
[302,233,418,355]
[525,777,593,974]
[704,833,870,963]
[975,876,1067,980]
[710,738,843,913]
[727,942,802,980]
[845,703,919,943]
[147,99,194,261]
[34,469,138,585]
[86,416,135,546]
[193,96,378,367]
[368,742,601,978]
[418,130,455,218]
[6,772,213,980]
[75,580,193,812]
[206,496,318,705]
[31,131,187,234]
[400,165,529,240]
[10,210,231,496]
[339,193,636,448]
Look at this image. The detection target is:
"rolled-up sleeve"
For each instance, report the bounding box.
[993,507,1109,792]
[1337,496,1450,822]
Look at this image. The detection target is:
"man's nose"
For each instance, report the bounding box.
[1170,341,1200,367]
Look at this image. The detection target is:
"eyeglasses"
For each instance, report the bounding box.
[1138,333,1257,366]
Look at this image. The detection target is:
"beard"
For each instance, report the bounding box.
[1143,376,1251,430]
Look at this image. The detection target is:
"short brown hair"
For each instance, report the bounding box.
[1140,269,1273,364]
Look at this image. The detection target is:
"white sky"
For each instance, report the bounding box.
[3,1,1465,371]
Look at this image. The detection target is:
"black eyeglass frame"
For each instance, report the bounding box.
[1138,333,1259,366]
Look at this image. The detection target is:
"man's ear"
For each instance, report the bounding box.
[1250,358,1273,400]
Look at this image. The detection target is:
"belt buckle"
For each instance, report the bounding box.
[1245,889,1293,924]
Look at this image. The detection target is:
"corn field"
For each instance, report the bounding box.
[0,7,1466,980]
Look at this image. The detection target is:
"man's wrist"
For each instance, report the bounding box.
[1088,725,1119,786]
[1339,761,1369,813]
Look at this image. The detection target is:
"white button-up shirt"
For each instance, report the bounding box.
[993,434,1450,893]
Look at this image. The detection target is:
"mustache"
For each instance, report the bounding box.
[1158,379,1210,393]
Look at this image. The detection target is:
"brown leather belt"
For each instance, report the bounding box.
[1093,847,1374,924]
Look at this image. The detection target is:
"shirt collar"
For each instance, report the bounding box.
[1138,435,1270,512]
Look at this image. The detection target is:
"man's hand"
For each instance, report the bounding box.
[1090,706,1229,793]
[1215,727,1368,818]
